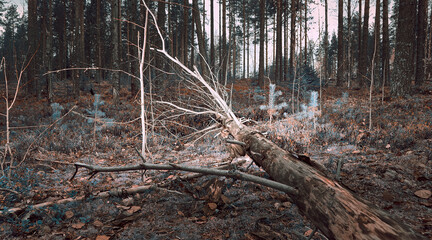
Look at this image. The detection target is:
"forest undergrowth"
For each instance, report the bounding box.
[0,78,431,239]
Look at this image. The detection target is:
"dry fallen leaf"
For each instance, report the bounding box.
[304,229,314,237]
[208,202,218,210]
[71,222,85,229]
[93,220,103,227]
[282,201,292,208]
[414,190,432,199]
[127,206,141,214]
[221,194,231,204]
[65,210,74,219]
[95,235,110,240]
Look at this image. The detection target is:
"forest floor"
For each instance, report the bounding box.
[0,79,432,240]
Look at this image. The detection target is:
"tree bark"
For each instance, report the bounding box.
[73,0,85,97]
[275,0,282,83]
[192,0,209,78]
[324,0,328,82]
[221,0,227,83]
[304,0,308,65]
[96,0,103,83]
[258,0,265,88]
[284,0,289,82]
[337,0,344,86]
[42,0,53,103]
[358,0,369,88]
[156,0,166,86]
[289,0,297,80]
[242,0,246,78]
[392,0,416,97]
[373,0,381,89]
[27,0,38,96]
[182,0,188,65]
[357,0,362,81]
[111,0,120,95]
[130,0,138,97]
[224,120,425,240]
[347,0,352,88]
[210,0,215,71]
[382,0,390,87]
[415,0,428,87]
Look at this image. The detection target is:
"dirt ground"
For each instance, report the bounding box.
[0,79,431,239]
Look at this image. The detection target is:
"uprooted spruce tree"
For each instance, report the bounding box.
[73,3,423,240]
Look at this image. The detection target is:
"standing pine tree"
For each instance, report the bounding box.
[392,0,416,96]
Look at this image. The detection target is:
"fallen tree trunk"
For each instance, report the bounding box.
[225,120,424,240]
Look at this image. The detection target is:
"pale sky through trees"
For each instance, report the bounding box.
[5,0,378,42]
[3,0,382,75]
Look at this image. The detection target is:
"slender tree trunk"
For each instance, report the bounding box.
[337,0,344,86]
[230,4,235,80]
[358,0,369,88]
[130,0,138,97]
[221,0,227,83]
[275,0,282,83]
[202,0,205,42]
[289,0,297,80]
[284,0,289,82]
[46,0,53,103]
[27,0,38,96]
[254,22,257,76]
[324,0,328,82]
[258,0,265,87]
[219,1,222,73]
[96,0,103,82]
[192,0,209,77]
[58,0,67,82]
[243,0,246,79]
[374,0,381,88]
[73,0,85,97]
[304,0,308,65]
[111,0,120,96]
[210,0,215,70]
[382,0,390,89]
[156,0,166,86]
[168,1,173,58]
[357,0,362,82]
[266,18,269,75]
[298,6,302,73]
[233,16,237,80]
[428,6,432,60]
[247,16,250,78]
[182,0,188,64]
[347,0,352,88]
[191,5,195,68]
[415,0,428,87]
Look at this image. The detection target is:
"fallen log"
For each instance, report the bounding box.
[225,120,424,240]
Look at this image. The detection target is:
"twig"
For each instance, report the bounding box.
[307,227,318,240]
[225,139,246,147]
[72,162,297,196]
[33,158,75,165]
[0,185,158,216]
[1,161,247,217]
[134,147,146,163]
[0,188,22,198]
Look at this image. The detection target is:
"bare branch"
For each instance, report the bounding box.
[72,162,298,196]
